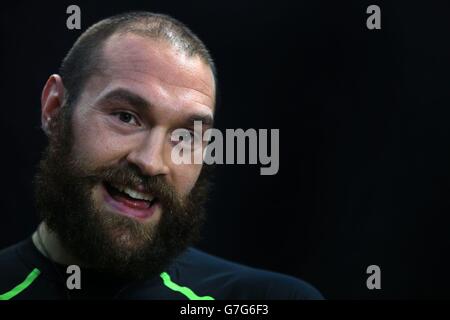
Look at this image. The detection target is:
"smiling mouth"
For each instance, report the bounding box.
[102,181,159,220]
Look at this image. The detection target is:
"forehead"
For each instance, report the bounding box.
[90,33,215,114]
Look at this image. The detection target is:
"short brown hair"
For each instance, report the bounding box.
[59,11,217,108]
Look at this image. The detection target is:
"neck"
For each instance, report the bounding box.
[32,222,83,266]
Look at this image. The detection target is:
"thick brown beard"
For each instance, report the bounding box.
[34,105,211,280]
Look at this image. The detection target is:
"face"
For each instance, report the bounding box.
[36,33,216,279]
[73,33,215,201]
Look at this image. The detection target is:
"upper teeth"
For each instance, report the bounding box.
[112,184,154,202]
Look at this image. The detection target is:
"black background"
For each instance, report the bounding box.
[1,0,450,299]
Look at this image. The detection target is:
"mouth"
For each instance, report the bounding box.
[101,181,160,221]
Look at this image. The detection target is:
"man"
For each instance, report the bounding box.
[0,11,322,300]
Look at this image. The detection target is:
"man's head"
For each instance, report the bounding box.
[35,12,216,279]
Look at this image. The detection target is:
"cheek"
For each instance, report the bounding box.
[70,114,129,168]
[169,163,203,196]
[164,142,207,195]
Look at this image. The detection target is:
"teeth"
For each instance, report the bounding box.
[111,183,154,202]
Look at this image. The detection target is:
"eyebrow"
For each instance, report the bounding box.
[99,88,214,127]
[99,88,150,110]
[186,114,214,128]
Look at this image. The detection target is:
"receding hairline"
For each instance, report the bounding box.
[95,31,216,103]
[83,21,216,78]
[97,14,214,72]
[59,12,217,108]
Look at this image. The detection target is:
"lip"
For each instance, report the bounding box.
[100,182,160,221]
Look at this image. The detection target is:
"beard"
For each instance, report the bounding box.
[34,106,210,280]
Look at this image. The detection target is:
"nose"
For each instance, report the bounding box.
[126,127,170,177]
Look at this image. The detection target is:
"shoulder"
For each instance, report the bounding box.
[172,247,324,300]
[0,240,27,271]
[0,240,40,299]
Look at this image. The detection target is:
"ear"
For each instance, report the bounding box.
[41,74,65,136]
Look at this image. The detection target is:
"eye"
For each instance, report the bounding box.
[171,128,202,149]
[180,130,195,141]
[113,111,140,126]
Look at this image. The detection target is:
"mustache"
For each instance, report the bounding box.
[81,164,181,205]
